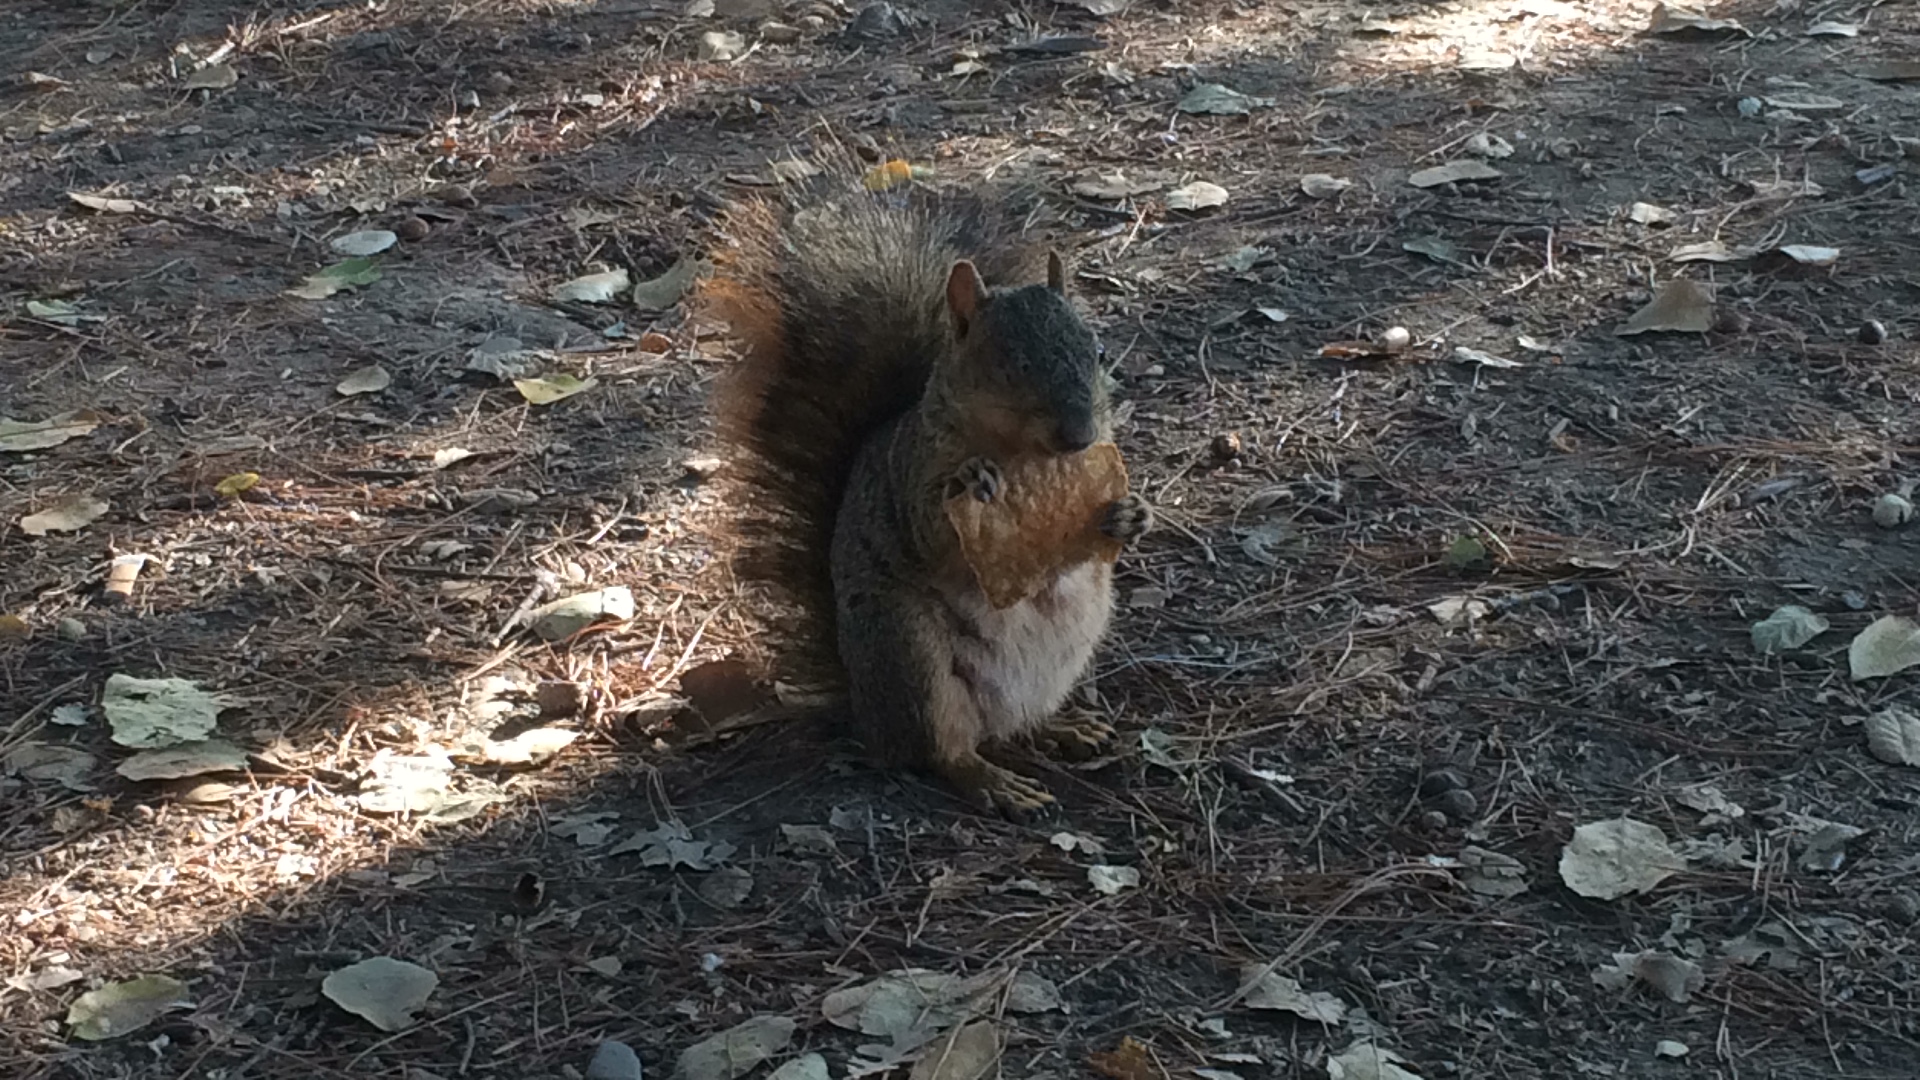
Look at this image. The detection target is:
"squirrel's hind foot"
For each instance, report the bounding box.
[947,456,1004,503]
[1101,494,1153,545]
[935,751,1055,819]
[1035,714,1115,762]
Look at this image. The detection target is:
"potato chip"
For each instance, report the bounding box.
[945,442,1129,610]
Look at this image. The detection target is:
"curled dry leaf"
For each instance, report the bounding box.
[529,586,633,640]
[1087,864,1140,895]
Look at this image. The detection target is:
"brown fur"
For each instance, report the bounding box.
[702,163,1151,813]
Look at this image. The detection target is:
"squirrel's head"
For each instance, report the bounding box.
[941,253,1112,457]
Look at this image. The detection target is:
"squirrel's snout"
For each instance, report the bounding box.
[1054,413,1097,453]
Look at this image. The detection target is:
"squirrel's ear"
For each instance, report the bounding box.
[946,260,986,334]
[1047,251,1066,293]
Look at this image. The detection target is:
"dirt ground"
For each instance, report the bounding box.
[4,0,1920,1077]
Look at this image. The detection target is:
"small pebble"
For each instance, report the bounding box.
[1888,893,1920,925]
[57,617,85,641]
[1210,432,1242,462]
[393,216,430,242]
[586,1039,644,1080]
[1380,326,1412,352]
[1419,809,1450,832]
[1858,319,1887,345]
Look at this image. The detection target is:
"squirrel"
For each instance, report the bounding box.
[699,168,1152,816]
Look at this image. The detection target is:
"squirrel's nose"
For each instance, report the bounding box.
[1055,414,1097,453]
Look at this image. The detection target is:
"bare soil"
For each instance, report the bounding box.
[4,1,1919,1078]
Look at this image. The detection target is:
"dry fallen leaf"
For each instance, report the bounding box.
[1559,817,1685,899]
[946,444,1128,609]
[1615,278,1714,335]
[331,230,398,256]
[182,62,238,90]
[1166,181,1229,211]
[1593,949,1704,1003]
[1408,160,1503,188]
[66,975,193,1040]
[1646,3,1748,36]
[321,957,438,1032]
[1327,1041,1423,1080]
[336,365,392,396]
[1071,171,1165,200]
[1238,965,1348,1022]
[1850,615,1920,680]
[551,268,630,304]
[909,1020,1001,1080]
[1864,707,1920,767]
[514,374,598,405]
[1299,173,1352,198]
[21,496,109,536]
[1089,1037,1157,1080]
[676,1015,795,1080]
[0,411,102,453]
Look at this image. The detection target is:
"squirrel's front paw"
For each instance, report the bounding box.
[1101,494,1153,545]
[948,456,1004,503]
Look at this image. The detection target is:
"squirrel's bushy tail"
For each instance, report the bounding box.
[700,168,1046,679]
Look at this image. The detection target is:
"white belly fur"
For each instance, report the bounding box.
[945,559,1114,741]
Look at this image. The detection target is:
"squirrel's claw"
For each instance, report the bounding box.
[1036,714,1115,762]
[1101,494,1153,545]
[937,752,1055,819]
[949,456,1004,503]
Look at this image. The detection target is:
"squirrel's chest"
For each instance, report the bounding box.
[947,560,1114,738]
